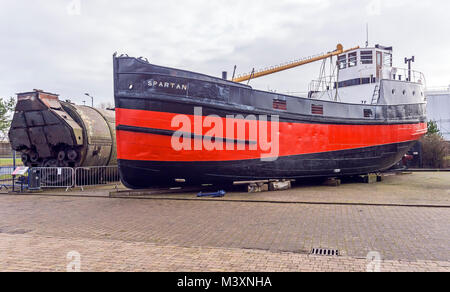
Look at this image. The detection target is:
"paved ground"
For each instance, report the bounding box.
[114,172,450,206]
[1,234,448,272]
[10,172,450,206]
[0,172,449,272]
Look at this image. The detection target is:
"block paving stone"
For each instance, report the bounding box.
[0,234,449,272]
[0,194,449,272]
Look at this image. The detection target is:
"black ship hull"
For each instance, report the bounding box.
[113,55,427,189]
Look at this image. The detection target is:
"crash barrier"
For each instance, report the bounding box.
[29,167,75,191]
[27,166,120,191]
[0,166,15,191]
[75,166,120,189]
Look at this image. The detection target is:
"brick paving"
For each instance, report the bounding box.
[1,234,448,272]
[5,172,449,206]
[118,172,450,207]
[0,172,449,272]
[0,192,449,272]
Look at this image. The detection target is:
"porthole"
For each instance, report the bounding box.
[402,90,406,95]
[129,83,134,90]
[392,89,396,95]
[412,91,416,96]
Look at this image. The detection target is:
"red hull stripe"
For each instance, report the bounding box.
[116,108,427,162]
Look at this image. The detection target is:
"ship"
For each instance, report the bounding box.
[113,44,427,189]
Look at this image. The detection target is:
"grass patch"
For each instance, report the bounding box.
[0,174,13,181]
[0,158,23,167]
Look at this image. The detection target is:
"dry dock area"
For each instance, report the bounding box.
[0,172,449,272]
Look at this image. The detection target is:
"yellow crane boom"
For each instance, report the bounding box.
[232,44,360,83]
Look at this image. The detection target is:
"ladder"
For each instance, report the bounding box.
[371,85,380,104]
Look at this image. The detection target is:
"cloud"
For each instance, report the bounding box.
[0,0,449,105]
[366,0,382,16]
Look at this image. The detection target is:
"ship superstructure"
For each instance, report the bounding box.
[308,45,425,105]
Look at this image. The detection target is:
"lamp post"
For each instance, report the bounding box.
[84,93,94,107]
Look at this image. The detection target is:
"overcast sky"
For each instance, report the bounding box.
[0,0,449,106]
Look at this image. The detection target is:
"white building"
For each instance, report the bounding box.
[425,86,450,141]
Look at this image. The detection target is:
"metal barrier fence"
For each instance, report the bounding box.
[4,166,121,192]
[31,167,75,191]
[75,166,120,190]
[0,166,15,191]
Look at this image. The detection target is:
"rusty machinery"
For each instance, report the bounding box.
[8,90,116,184]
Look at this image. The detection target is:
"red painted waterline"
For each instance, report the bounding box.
[116,108,427,162]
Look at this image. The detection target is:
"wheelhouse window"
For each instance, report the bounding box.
[348,52,357,67]
[338,54,347,69]
[383,53,392,67]
[360,51,373,64]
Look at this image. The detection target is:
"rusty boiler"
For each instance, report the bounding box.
[9,90,117,170]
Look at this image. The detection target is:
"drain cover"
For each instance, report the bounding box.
[311,248,339,256]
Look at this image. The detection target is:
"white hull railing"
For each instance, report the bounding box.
[386,67,426,85]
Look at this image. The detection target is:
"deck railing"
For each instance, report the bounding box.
[387,67,426,85]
